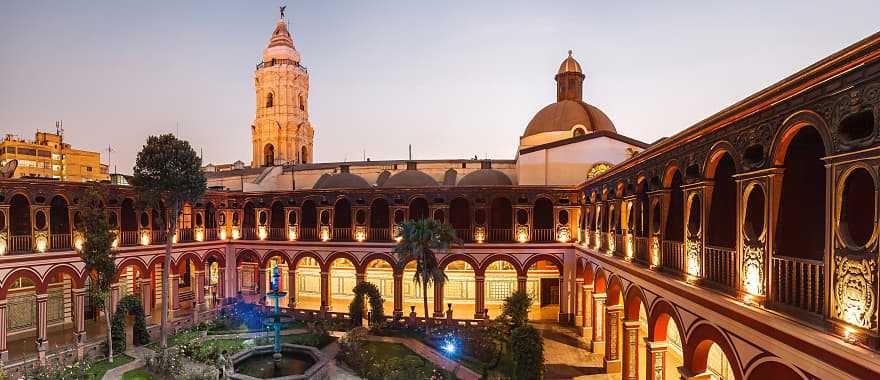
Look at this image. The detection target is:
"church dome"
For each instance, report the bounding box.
[558,50,582,74]
[382,170,438,188]
[313,172,371,189]
[262,20,300,63]
[457,169,513,186]
[523,100,615,137]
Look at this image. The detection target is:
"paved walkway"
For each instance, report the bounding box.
[534,322,613,380]
[101,346,156,380]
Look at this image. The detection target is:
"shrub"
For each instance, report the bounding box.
[107,294,150,355]
[510,325,544,380]
[457,325,500,363]
[501,289,533,328]
[21,360,92,380]
[349,282,385,328]
[146,348,183,378]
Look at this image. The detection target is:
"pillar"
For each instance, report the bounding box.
[355,272,366,284]
[169,274,180,318]
[622,319,640,380]
[579,284,593,338]
[258,269,267,298]
[287,268,297,309]
[36,292,48,363]
[195,270,206,309]
[393,272,403,318]
[574,279,584,325]
[433,281,445,319]
[474,275,486,319]
[73,288,86,360]
[591,292,606,355]
[319,271,329,316]
[141,279,153,318]
[646,340,667,380]
[517,275,527,293]
[109,282,120,316]
[604,304,623,373]
[0,299,5,362]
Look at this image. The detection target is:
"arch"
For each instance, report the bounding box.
[665,169,685,242]
[489,196,513,230]
[269,201,285,230]
[479,253,524,277]
[662,161,682,188]
[684,322,744,380]
[260,250,291,268]
[235,249,260,266]
[647,299,685,344]
[0,267,45,297]
[449,197,471,230]
[263,144,275,166]
[369,197,390,229]
[45,264,84,289]
[9,193,31,238]
[523,253,563,275]
[606,275,624,306]
[623,284,647,321]
[770,110,832,166]
[594,268,608,293]
[745,358,806,380]
[291,250,324,269]
[265,92,274,108]
[707,151,737,248]
[326,251,358,272]
[440,253,480,273]
[115,257,149,281]
[358,252,398,275]
[703,141,740,179]
[300,146,308,164]
[49,195,71,236]
[145,255,168,274]
[174,251,203,274]
[409,197,429,220]
[202,249,226,267]
[582,261,595,286]
[534,197,554,230]
[334,197,352,228]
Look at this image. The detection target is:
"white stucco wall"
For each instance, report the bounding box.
[516,136,639,186]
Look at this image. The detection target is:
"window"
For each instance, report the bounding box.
[37,150,50,157]
[86,166,93,172]
[266,93,274,108]
[18,148,36,156]
[573,128,586,137]
[299,94,305,111]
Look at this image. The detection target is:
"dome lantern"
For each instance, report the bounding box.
[555,50,585,102]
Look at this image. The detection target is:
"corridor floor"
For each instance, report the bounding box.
[534,322,615,380]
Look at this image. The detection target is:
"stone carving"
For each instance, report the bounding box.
[686,238,701,277]
[742,244,765,295]
[834,255,877,329]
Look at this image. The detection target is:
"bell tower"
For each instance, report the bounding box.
[252,14,313,167]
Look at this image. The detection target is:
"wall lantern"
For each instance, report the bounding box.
[355,226,366,242]
[320,226,331,242]
[288,226,298,241]
[141,231,151,246]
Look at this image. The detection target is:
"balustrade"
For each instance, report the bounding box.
[177,228,194,242]
[533,228,554,242]
[633,236,648,263]
[49,234,71,251]
[704,245,735,289]
[241,227,257,240]
[368,227,390,242]
[8,235,33,254]
[205,228,218,241]
[613,233,624,257]
[333,228,352,241]
[268,227,286,241]
[299,227,317,241]
[152,230,167,244]
[771,255,824,316]
[454,228,472,242]
[489,228,512,242]
[120,230,139,246]
[661,240,686,274]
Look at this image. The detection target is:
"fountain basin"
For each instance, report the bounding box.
[229,344,328,380]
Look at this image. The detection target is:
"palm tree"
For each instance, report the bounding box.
[393,219,460,335]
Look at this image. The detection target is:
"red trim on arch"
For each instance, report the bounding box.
[478,253,524,277]
[260,250,291,268]
[685,323,744,380]
[623,284,647,320]
[44,264,85,288]
[0,268,45,297]
[522,253,562,274]
[358,252,397,275]
[439,253,479,273]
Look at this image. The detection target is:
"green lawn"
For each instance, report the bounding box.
[86,354,135,379]
[121,368,159,380]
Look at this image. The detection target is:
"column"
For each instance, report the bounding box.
[169,274,180,318]
[355,272,366,284]
[579,284,593,338]
[474,275,486,319]
[622,319,640,380]
[591,292,606,355]
[574,279,584,326]
[195,270,206,310]
[109,282,120,316]
[0,299,8,362]
[432,282,445,319]
[604,304,623,373]
[141,279,153,318]
[36,292,48,363]
[73,288,86,359]
[319,271,329,316]
[645,340,667,380]
[393,272,403,318]
[517,275,527,293]
[258,269,267,298]
[287,268,297,309]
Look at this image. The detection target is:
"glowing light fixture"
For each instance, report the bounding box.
[219,228,228,240]
[288,226,298,241]
[0,237,6,255]
[195,229,204,242]
[474,226,486,244]
[141,232,151,246]
[320,226,330,242]
[355,226,366,242]
[258,226,268,240]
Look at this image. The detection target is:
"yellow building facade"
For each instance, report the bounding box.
[0,131,108,182]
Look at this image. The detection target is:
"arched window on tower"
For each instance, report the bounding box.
[298,94,305,111]
[573,127,586,137]
[264,144,275,166]
[266,93,274,108]
[300,146,308,164]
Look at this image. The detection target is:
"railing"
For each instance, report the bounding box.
[704,245,736,289]
[771,255,824,316]
[256,59,308,72]
[120,230,139,246]
[533,228,554,242]
[269,227,286,241]
[454,228,471,242]
[369,227,390,242]
[333,228,352,241]
[205,228,219,241]
[178,228,194,242]
[49,234,71,251]
[489,228,512,242]
[614,233,624,257]
[599,231,608,251]
[299,227,317,241]
[8,235,33,254]
[634,236,649,263]
[152,230,167,244]
[661,240,686,274]
[241,227,257,240]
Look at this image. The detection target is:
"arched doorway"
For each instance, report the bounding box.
[49,196,70,250]
[449,197,471,242]
[409,198,429,221]
[293,255,322,310]
[9,194,32,254]
[369,198,390,241]
[402,261,434,317]
[264,144,275,166]
[443,260,476,319]
[490,197,513,242]
[363,258,395,315]
[526,259,561,320]
[120,199,137,246]
[243,202,256,240]
[706,153,736,286]
[333,199,352,241]
[300,200,317,241]
[534,198,554,242]
[329,257,356,312]
[664,171,685,271]
[482,258,519,318]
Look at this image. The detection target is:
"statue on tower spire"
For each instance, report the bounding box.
[280,5,286,19]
